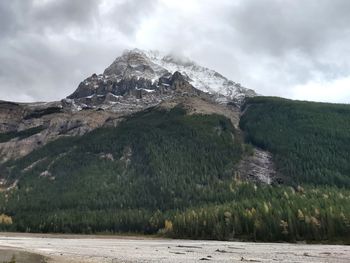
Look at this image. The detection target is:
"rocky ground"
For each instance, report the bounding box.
[0,233,349,263]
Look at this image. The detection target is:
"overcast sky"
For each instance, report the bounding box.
[1,0,350,103]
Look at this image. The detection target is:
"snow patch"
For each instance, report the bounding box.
[120,49,256,102]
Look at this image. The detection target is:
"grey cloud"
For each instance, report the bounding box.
[0,1,21,39]
[30,0,99,32]
[229,0,350,57]
[106,0,159,35]
[213,0,350,100]
[0,34,125,101]
[0,0,349,103]
[0,0,156,102]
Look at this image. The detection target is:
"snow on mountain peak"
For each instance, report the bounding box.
[104,49,256,103]
[70,48,256,107]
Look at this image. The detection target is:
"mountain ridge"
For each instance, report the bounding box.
[66,48,256,112]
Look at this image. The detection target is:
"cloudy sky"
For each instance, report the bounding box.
[1,0,350,103]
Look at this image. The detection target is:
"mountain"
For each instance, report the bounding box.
[0,49,254,161]
[67,49,256,111]
[0,50,349,243]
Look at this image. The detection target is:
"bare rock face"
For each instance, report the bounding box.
[0,101,123,162]
[66,71,206,113]
[0,101,26,133]
[237,148,277,184]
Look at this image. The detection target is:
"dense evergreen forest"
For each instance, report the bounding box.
[240,97,350,187]
[0,100,349,243]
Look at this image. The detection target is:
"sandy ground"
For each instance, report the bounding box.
[0,233,349,263]
[0,248,47,263]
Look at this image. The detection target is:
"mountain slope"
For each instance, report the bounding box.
[0,105,244,232]
[240,97,350,187]
[0,49,253,162]
[0,100,122,162]
[0,99,349,243]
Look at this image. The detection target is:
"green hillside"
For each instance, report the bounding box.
[0,106,244,232]
[240,97,350,187]
[0,101,349,243]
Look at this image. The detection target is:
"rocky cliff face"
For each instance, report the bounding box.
[66,69,201,113]
[0,101,123,162]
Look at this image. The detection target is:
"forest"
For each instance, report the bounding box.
[240,97,350,187]
[0,100,349,243]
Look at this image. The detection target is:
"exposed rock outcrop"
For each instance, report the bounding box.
[237,148,277,184]
[0,103,123,162]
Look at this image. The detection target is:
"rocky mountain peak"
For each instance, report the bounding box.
[103,49,167,80]
[66,49,256,112]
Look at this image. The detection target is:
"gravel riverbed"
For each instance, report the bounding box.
[0,233,349,263]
